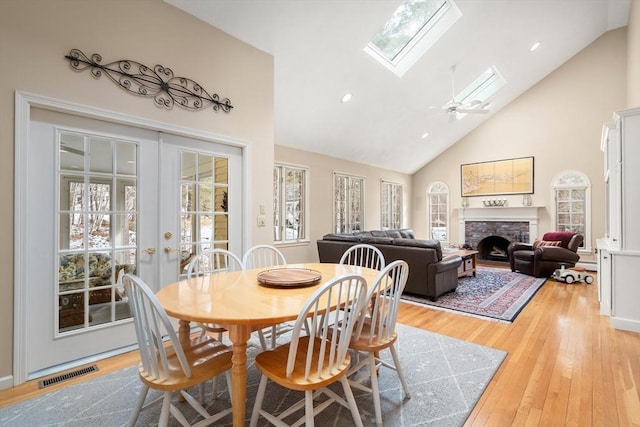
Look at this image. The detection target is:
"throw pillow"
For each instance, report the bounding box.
[532,239,562,249]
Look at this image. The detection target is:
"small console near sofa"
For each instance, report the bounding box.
[317,228,462,301]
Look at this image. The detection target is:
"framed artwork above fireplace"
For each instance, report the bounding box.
[461,156,534,197]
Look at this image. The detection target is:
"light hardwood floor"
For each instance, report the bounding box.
[2,272,639,426]
[398,272,640,426]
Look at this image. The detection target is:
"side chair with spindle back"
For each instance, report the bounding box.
[122,273,233,427]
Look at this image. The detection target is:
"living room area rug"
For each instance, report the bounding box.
[401,266,547,322]
[0,324,506,427]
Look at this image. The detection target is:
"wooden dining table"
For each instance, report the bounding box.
[155,262,380,427]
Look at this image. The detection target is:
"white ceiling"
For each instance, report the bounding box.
[165,0,630,174]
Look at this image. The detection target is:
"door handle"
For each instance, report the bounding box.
[164,246,180,254]
[142,248,156,255]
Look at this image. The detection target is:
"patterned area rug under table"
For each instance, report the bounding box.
[0,324,507,427]
[401,266,547,322]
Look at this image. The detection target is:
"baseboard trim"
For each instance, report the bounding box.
[611,317,640,333]
[0,374,14,391]
[576,261,597,272]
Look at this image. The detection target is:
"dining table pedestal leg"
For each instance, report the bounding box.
[178,319,191,343]
[227,324,251,427]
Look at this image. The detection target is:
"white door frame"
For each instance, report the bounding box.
[13,91,252,385]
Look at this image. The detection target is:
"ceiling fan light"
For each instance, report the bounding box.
[529,41,541,52]
[421,132,430,139]
[341,93,352,103]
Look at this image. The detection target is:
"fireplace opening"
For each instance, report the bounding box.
[477,236,511,263]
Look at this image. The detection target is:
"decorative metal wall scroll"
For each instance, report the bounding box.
[64,49,233,113]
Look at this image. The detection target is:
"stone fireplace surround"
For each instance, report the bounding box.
[456,207,541,262]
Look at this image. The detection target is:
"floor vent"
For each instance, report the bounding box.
[38,364,99,389]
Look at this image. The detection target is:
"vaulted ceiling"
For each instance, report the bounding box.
[165,0,630,174]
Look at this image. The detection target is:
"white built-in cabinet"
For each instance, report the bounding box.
[597,107,640,332]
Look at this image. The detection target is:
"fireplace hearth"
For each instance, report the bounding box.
[456,206,541,263]
[477,235,511,262]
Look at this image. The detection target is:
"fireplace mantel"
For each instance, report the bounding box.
[456,206,543,245]
[457,206,541,222]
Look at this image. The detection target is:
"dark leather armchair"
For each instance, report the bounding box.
[508,231,583,278]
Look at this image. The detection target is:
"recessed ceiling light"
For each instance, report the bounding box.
[529,41,541,52]
[421,132,430,139]
[341,93,352,103]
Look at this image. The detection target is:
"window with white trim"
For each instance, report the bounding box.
[334,173,364,233]
[450,66,506,119]
[381,181,403,230]
[427,182,449,241]
[365,0,462,77]
[552,171,590,251]
[273,164,307,243]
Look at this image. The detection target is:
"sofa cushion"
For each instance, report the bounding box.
[354,231,373,238]
[322,233,359,242]
[393,238,442,260]
[385,230,402,238]
[399,228,415,239]
[361,236,394,245]
[392,238,440,249]
[370,230,389,237]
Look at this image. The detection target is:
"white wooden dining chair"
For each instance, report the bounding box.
[334,243,386,327]
[339,243,386,270]
[186,248,245,342]
[243,244,289,348]
[348,260,412,426]
[242,244,287,270]
[250,274,368,427]
[122,274,233,427]
[186,248,266,397]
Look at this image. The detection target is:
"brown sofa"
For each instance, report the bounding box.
[317,229,462,301]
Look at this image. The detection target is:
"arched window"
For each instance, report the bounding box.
[552,170,591,252]
[427,182,449,242]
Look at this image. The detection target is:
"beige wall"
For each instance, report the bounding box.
[0,0,274,382]
[411,28,628,260]
[274,145,412,263]
[629,0,640,107]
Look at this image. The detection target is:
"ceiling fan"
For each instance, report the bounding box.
[442,65,490,117]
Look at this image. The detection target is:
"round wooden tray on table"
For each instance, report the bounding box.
[257,268,322,288]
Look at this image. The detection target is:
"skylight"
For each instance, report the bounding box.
[365,0,462,77]
[447,66,506,119]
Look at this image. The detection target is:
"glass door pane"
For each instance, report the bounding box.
[179,152,229,276]
[57,131,136,333]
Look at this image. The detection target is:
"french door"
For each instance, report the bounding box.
[21,107,242,380]
[158,133,243,283]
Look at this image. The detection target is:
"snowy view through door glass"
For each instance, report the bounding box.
[179,152,229,276]
[57,131,136,333]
